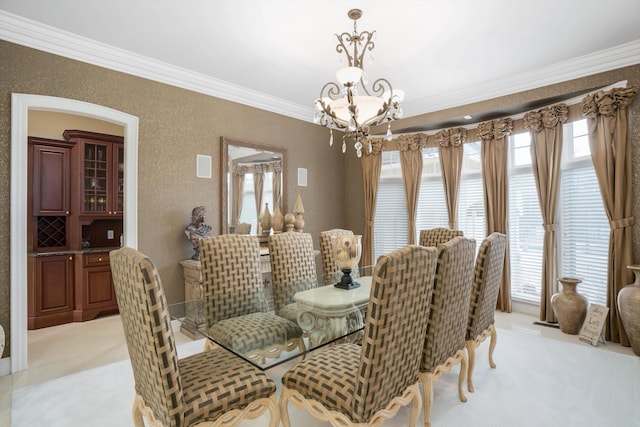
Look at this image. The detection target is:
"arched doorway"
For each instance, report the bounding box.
[10,94,139,372]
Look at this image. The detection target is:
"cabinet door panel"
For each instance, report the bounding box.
[37,256,74,313]
[33,145,70,215]
[86,267,114,305]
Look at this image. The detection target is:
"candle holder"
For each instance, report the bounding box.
[331,234,362,290]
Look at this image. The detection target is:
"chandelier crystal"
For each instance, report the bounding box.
[314,9,404,158]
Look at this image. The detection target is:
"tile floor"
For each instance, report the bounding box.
[0,309,634,426]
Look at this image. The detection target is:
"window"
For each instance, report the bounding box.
[457,142,485,245]
[374,151,407,260]
[415,147,448,241]
[508,119,609,306]
[558,120,608,306]
[238,172,274,232]
[508,132,544,302]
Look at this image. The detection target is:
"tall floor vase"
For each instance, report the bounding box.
[618,265,640,356]
[551,277,588,335]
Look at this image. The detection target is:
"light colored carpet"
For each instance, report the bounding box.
[12,328,640,427]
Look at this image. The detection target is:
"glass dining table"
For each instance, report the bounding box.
[169,265,375,370]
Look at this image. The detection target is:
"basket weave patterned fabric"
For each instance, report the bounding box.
[467,232,507,340]
[319,229,360,283]
[420,236,476,372]
[282,244,438,423]
[419,227,463,248]
[268,232,318,320]
[199,234,304,355]
[110,247,277,427]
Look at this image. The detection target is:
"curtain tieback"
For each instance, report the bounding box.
[610,216,635,229]
[543,223,555,232]
[366,220,374,227]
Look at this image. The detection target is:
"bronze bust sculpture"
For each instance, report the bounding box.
[185,206,213,260]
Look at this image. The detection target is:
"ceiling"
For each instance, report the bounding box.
[2,0,640,129]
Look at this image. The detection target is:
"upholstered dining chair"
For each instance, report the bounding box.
[110,247,280,427]
[319,228,360,283]
[280,244,438,427]
[234,222,251,234]
[268,232,318,321]
[419,236,476,427]
[199,234,305,361]
[466,232,507,392]
[419,227,464,247]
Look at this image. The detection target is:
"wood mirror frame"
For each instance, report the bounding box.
[220,136,287,235]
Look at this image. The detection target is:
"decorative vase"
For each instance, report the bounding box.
[271,199,284,234]
[551,277,588,335]
[259,203,271,235]
[0,323,4,358]
[618,265,640,356]
[284,213,295,232]
[293,194,305,232]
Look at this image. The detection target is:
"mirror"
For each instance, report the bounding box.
[220,136,287,235]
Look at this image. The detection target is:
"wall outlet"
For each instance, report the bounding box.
[107,229,114,239]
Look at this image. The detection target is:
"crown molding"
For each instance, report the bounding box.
[0,11,314,122]
[402,39,640,118]
[1,10,638,123]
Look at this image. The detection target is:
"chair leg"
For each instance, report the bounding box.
[204,338,215,351]
[408,386,422,427]
[419,372,433,427]
[279,387,293,427]
[132,402,145,427]
[488,324,497,369]
[465,340,476,392]
[457,349,468,403]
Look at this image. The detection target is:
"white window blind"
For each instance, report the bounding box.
[558,120,608,306]
[458,142,485,246]
[374,151,407,260]
[508,132,544,302]
[416,147,448,241]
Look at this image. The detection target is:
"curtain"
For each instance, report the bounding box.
[252,164,265,233]
[272,160,282,213]
[478,118,513,312]
[524,104,568,323]
[436,128,466,229]
[398,135,423,244]
[231,166,245,226]
[581,86,637,344]
[360,138,383,266]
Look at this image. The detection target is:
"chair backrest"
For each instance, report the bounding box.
[353,244,438,422]
[234,222,251,234]
[199,234,265,323]
[467,232,507,340]
[110,247,184,427]
[419,228,463,247]
[268,232,318,314]
[421,236,476,372]
[319,228,354,276]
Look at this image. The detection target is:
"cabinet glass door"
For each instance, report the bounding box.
[83,143,109,212]
[115,144,124,213]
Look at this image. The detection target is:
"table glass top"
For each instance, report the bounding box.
[169,265,375,370]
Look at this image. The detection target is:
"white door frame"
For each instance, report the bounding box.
[10,94,139,373]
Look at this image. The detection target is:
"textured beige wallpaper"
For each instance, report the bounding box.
[0,40,345,358]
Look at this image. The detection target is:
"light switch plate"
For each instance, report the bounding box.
[107,230,114,239]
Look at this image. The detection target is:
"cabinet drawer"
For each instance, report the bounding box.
[83,252,110,267]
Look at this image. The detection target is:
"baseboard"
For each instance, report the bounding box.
[0,357,10,377]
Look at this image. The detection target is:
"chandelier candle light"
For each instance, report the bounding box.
[314,9,404,157]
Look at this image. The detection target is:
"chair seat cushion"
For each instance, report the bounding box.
[282,343,361,420]
[179,347,276,425]
[208,311,303,354]
[277,303,299,322]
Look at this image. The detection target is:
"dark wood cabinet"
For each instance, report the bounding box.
[73,251,119,322]
[28,254,75,329]
[64,130,124,217]
[31,142,72,216]
[27,130,124,329]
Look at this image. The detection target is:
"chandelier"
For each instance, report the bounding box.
[314,9,404,158]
